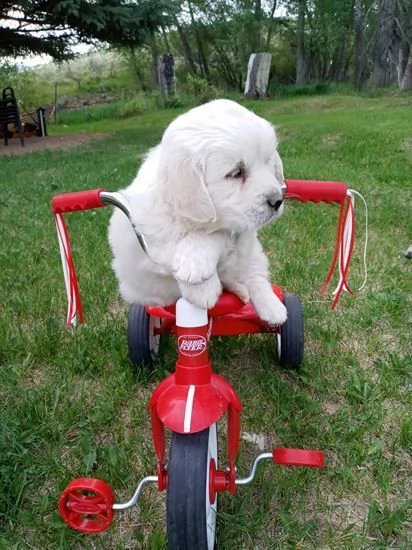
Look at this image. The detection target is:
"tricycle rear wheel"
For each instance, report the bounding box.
[127,304,160,368]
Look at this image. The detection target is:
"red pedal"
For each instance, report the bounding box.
[273,448,325,467]
[58,478,115,533]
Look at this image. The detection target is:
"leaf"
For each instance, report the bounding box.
[367,440,384,455]
[104,445,118,467]
[82,450,97,472]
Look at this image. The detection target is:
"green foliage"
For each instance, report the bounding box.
[116,96,147,119]
[0,62,51,110]
[54,94,174,126]
[185,74,219,105]
[270,82,331,97]
[269,36,296,85]
[0,0,175,60]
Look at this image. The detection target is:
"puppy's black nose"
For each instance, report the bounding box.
[268,198,283,211]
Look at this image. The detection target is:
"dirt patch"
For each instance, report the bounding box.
[0,132,110,156]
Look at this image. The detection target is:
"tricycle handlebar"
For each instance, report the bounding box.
[51,188,107,214]
[51,180,348,217]
[284,180,348,204]
[52,189,149,254]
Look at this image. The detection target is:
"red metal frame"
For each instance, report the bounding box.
[148,285,285,494]
[146,285,284,337]
[54,180,353,534]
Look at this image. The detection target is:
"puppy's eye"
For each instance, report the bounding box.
[226,165,245,180]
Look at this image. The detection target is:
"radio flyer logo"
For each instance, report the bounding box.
[178,334,207,357]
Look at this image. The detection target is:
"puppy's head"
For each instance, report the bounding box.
[158,99,285,231]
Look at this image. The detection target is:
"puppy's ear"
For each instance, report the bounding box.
[273,149,284,182]
[161,153,216,223]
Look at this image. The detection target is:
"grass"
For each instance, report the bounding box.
[0,93,411,549]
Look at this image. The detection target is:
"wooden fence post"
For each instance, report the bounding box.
[244,53,272,98]
[157,53,176,98]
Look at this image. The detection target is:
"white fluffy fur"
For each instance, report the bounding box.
[108,99,287,325]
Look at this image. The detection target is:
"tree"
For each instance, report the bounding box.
[397,0,412,91]
[370,0,397,87]
[399,50,412,91]
[354,0,366,89]
[0,0,172,61]
[295,0,307,84]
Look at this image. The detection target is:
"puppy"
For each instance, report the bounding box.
[109,99,287,325]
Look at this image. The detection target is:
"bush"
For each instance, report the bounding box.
[269,82,331,97]
[0,62,52,109]
[185,75,218,105]
[116,96,146,118]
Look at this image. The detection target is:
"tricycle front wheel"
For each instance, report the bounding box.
[167,425,218,550]
[277,294,304,369]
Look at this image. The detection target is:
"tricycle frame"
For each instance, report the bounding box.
[53,179,357,546]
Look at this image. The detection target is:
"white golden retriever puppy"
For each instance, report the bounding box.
[109,99,287,325]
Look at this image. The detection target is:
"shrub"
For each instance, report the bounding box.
[269,82,331,97]
[116,96,146,118]
[185,75,218,105]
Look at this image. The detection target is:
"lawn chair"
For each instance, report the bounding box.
[0,87,24,147]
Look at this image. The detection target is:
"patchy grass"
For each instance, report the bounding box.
[0,94,411,549]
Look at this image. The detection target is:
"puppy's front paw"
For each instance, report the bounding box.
[253,294,287,326]
[179,274,222,310]
[173,254,214,285]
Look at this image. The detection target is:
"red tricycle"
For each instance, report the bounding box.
[53,180,358,549]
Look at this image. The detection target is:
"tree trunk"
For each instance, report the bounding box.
[296,0,307,85]
[160,25,171,53]
[244,53,272,98]
[265,0,278,48]
[157,54,175,97]
[210,40,242,90]
[400,49,412,91]
[197,30,210,79]
[129,47,149,92]
[188,0,210,79]
[354,0,366,89]
[149,29,159,87]
[253,0,263,52]
[371,0,397,87]
[175,19,198,75]
[397,42,409,85]
[330,33,346,82]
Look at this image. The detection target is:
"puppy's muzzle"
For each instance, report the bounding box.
[267,197,284,211]
[267,183,286,211]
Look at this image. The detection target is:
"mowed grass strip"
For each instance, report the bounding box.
[0,94,411,549]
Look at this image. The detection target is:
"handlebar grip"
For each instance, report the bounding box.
[284,180,347,204]
[52,188,107,214]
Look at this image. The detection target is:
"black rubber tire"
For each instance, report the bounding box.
[127,304,159,368]
[167,426,218,550]
[277,294,304,369]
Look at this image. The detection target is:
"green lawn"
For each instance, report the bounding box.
[0,94,411,549]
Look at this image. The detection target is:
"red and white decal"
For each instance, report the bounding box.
[183,385,196,433]
[178,335,207,357]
